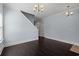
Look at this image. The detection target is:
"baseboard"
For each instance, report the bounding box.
[43,36,79,46]
[0,40,4,55]
[0,47,4,55]
[5,37,38,47]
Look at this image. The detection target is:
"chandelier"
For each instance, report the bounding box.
[65,5,73,16]
[33,3,45,13]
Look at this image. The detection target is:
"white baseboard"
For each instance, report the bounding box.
[5,37,38,47]
[44,36,79,46]
[0,40,4,55]
[0,47,4,55]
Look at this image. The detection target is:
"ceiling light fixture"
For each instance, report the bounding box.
[65,5,73,16]
[33,3,45,13]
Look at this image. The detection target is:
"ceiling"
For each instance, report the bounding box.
[4,3,79,18]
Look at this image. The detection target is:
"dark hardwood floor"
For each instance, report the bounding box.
[1,37,79,56]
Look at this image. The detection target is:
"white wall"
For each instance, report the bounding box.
[43,7,79,46]
[4,5,38,47]
[0,3,4,55]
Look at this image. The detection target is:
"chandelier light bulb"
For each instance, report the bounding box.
[40,7,45,12]
[70,11,73,15]
[65,5,74,16]
[65,11,68,15]
[40,5,44,8]
[33,4,45,13]
[33,8,36,11]
[34,4,38,8]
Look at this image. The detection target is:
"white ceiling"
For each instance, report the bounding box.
[4,3,79,18]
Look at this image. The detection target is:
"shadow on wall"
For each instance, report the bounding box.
[21,11,35,25]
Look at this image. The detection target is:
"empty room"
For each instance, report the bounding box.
[0,3,79,56]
